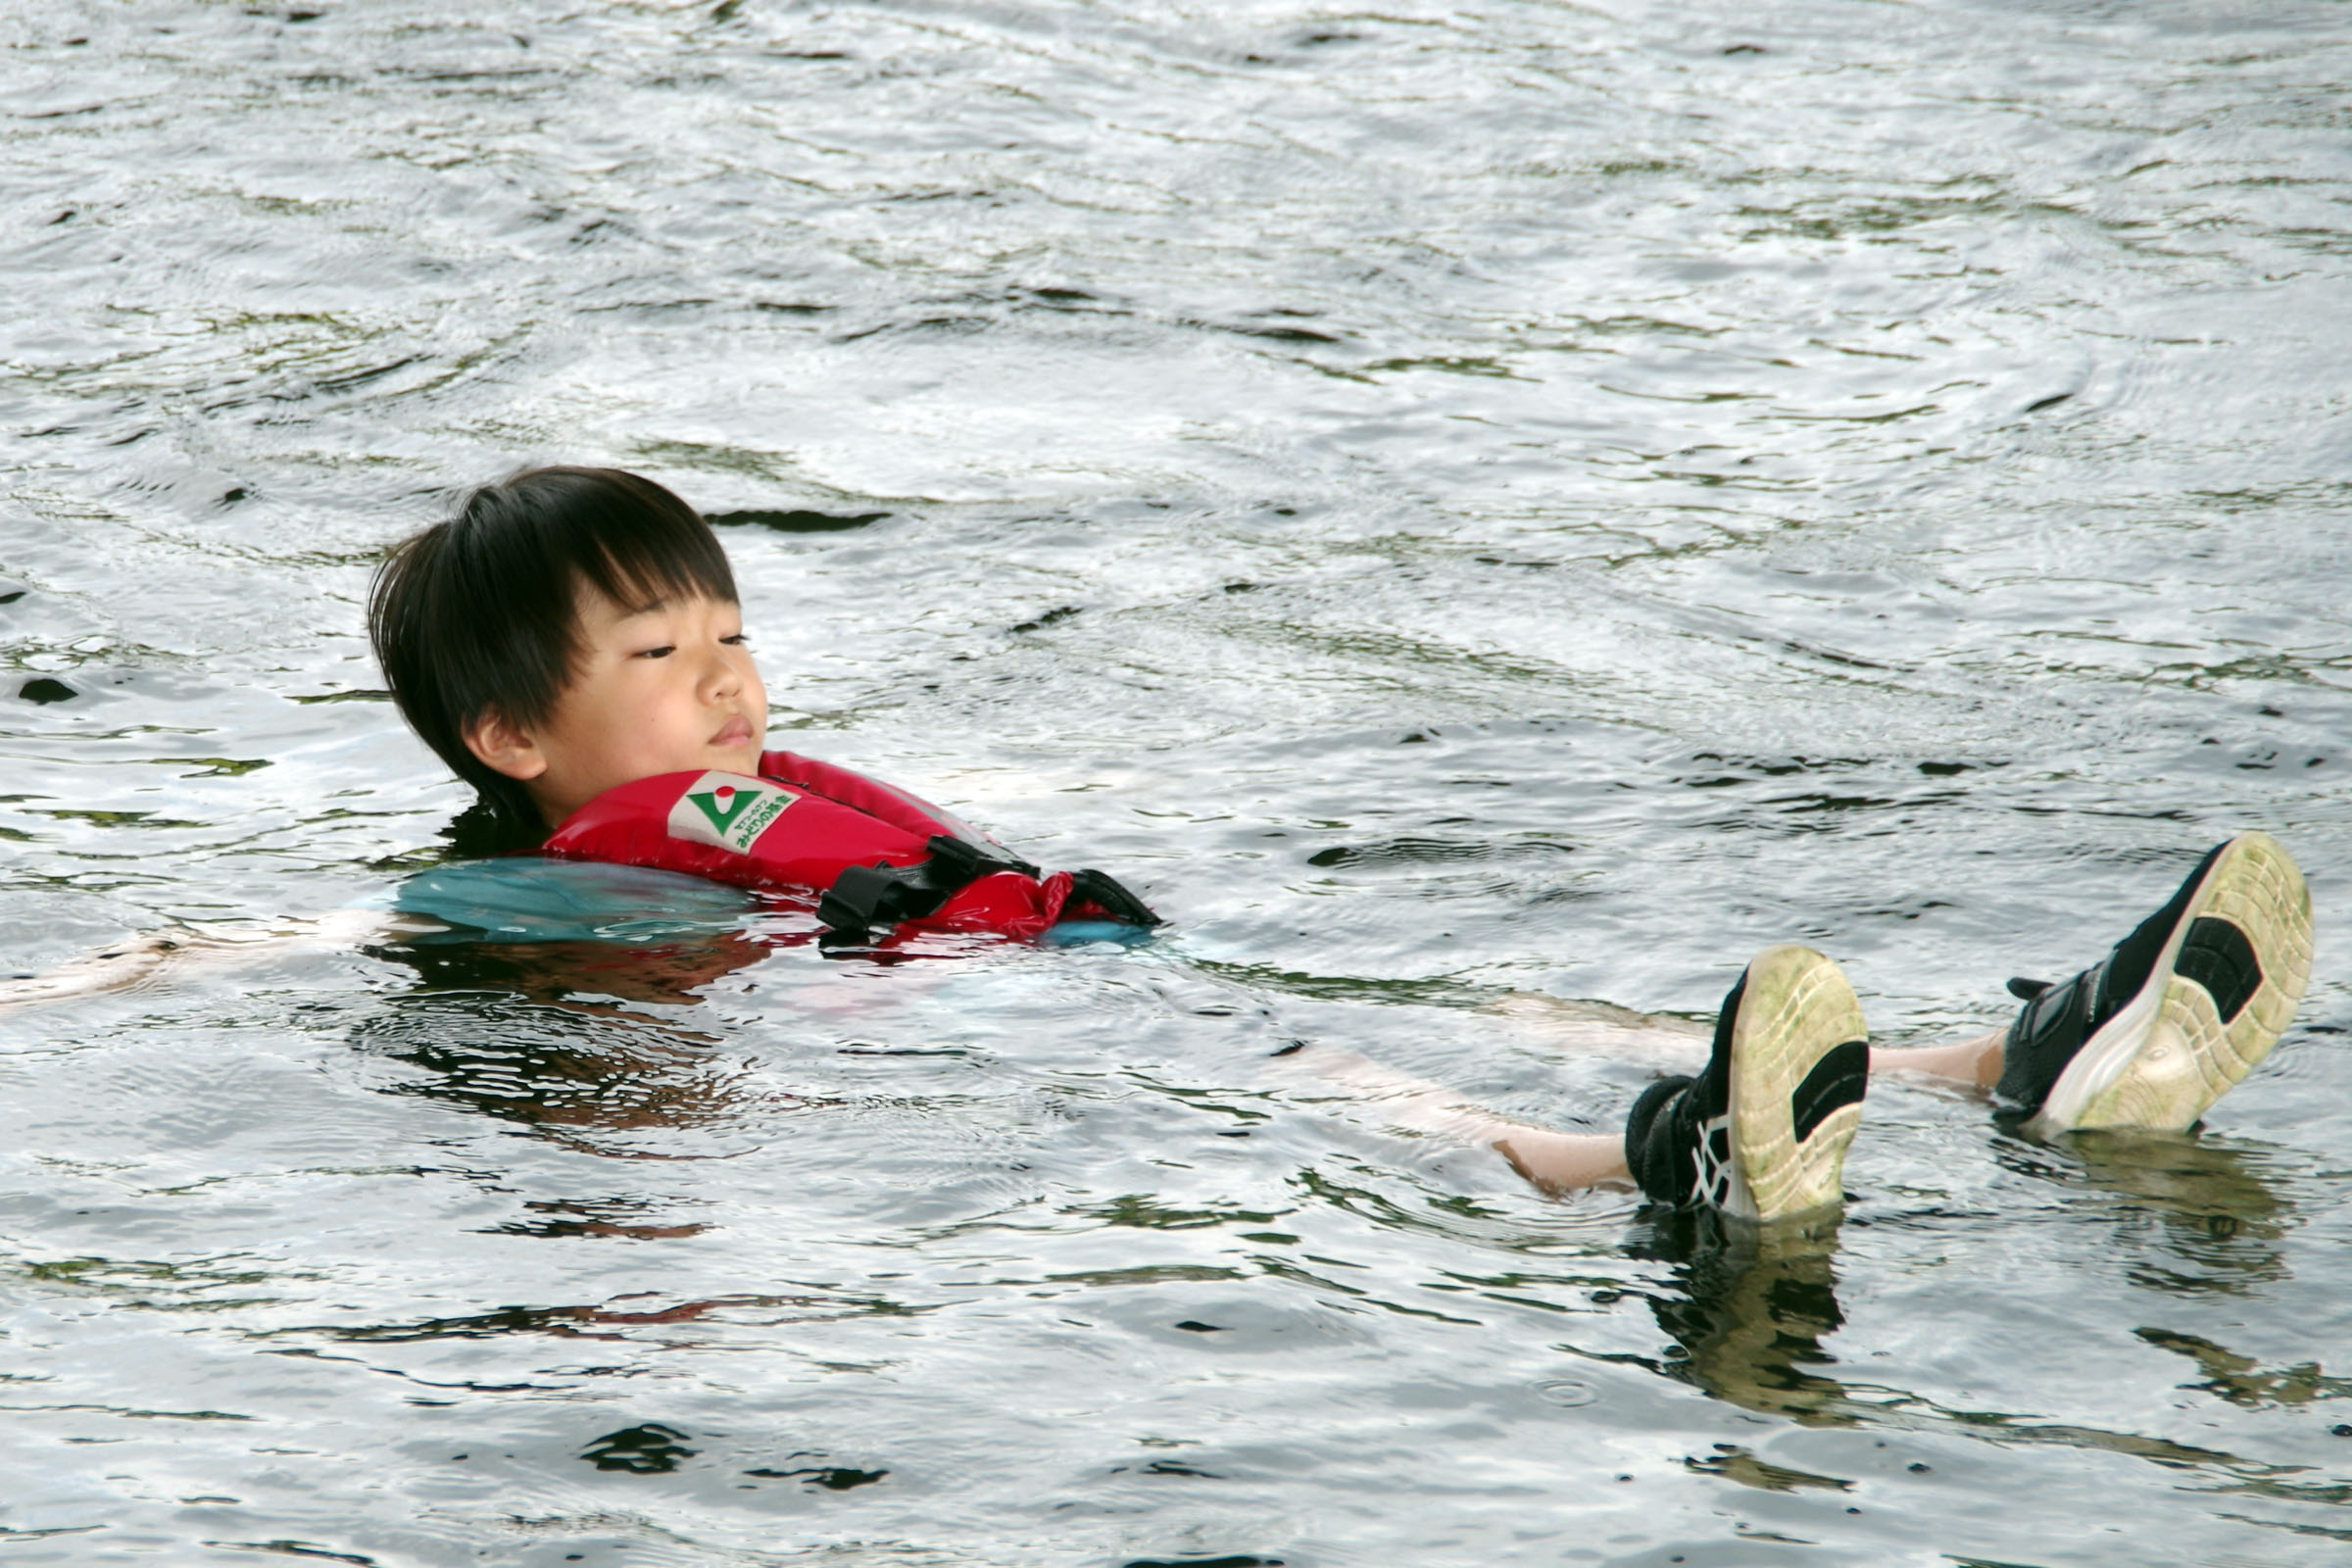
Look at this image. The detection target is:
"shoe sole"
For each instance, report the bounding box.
[1704,945,1870,1220]
[2028,831,2314,1136]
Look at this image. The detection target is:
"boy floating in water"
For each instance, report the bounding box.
[5,466,2318,1221]
[369,466,2313,1216]
[367,465,1159,943]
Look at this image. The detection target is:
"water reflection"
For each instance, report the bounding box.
[1613,1129,2307,1435]
[487,1197,710,1241]
[1996,1128,2296,1297]
[1630,1208,1855,1427]
[1590,1197,2339,1526]
[2134,1326,2352,1413]
[352,931,781,1146]
[375,927,771,1009]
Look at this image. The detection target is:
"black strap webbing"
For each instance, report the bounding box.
[815,836,1159,940]
[816,835,1040,939]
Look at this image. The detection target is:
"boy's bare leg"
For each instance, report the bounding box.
[1482,992,1707,1061]
[1496,986,2005,1088]
[1276,946,1875,1214]
[1492,1128,1634,1192]
[1270,1043,1631,1191]
[1870,1031,2005,1088]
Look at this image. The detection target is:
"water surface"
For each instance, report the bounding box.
[5,1,2352,1563]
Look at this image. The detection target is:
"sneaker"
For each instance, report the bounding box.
[1997,831,2313,1137]
[1623,945,1870,1219]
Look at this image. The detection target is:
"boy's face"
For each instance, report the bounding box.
[466,586,768,826]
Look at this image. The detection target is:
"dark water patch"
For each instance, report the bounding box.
[1190,316,1344,346]
[1025,285,1104,309]
[484,1197,710,1242]
[742,1460,888,1490]
[1304,834,1573,870]
[705,508,889,532]
[282,1290,914,1346]
[288,688,390,705]
[36,808,207,829]
[1044,1264,1248,1289]
[169,756,270,777]
[200,1543,373,1566]
[1687,1442,1852,1493]
[1074,1195,1292,1231]
[0,1401,253,1423]
[581,1422,696,1474]
[1124,1457,1223,1477]
[1010,604,1082,633]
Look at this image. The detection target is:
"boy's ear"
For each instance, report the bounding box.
[461,710,550,782]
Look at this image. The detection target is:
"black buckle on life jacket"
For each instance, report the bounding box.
[815,861,946,937]
[816,835,1042,942]
[1067,867,1163,928]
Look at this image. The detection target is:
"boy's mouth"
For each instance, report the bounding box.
[710,715,755,749]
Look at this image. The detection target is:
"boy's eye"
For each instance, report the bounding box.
[721,633,749,646]
[635,645,676,660]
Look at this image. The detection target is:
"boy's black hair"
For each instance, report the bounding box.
[369,466,739,839]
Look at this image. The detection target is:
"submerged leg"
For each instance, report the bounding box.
[0,908,400,1012]
[1270,1043,1631,1191]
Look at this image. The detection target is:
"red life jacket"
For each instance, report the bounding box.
[540,749,1159,943]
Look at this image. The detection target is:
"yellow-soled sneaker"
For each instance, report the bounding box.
[1624,945,1869,1220]
[1999,832,2314,1137]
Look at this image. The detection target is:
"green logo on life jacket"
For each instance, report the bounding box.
[690,785,757,836]
[670,774,793,853]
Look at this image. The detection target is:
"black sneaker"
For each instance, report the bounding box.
[1624,945,1870,1219]
[1997,831,2313,1136]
